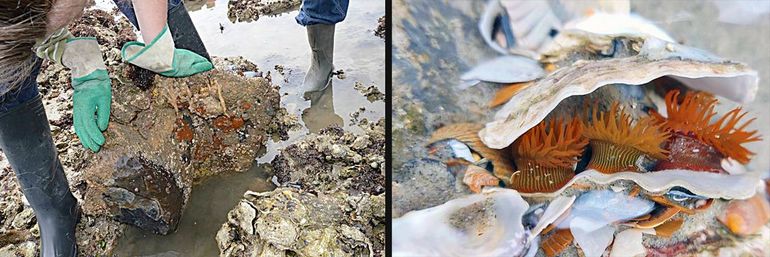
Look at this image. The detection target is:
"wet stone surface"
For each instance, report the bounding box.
[103,156,184,235]
[392,158,471,217]
[392,1,497,217]
[354,81,386,102]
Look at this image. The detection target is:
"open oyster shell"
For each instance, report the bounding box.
[480,31,759,149]
[393,188,536,257]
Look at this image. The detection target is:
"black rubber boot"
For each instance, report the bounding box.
[0,95,78,257]
[167,1,211,61]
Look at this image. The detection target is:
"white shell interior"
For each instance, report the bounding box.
[460,55,545,89]
[393,188,532,257]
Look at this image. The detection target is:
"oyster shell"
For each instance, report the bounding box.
[530,195,576,238]
[460,55,545,89]
[609,228,652,257]
[392,188,535,257]
[480,32,758,149]
[560,190,655,257]
[518,169,762,199]
[428,123,516,183]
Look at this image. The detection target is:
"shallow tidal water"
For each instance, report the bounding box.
[112,0,385,255]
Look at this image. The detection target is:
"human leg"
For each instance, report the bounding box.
[297,0,349,93]
[113,0,210,60]
[0,59,79,257]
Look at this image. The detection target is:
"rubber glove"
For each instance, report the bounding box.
[121,25,213,77]
[36,29,111,152]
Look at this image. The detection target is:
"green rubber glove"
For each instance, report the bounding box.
[37,31,112,152]
[160,49,216,77]
[121,25,213,77]
[64,37,112,152]
[71,69,111,152]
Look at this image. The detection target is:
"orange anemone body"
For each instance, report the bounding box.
[661,90,761,164]
[582,102,670,173]
[511,119,588,193]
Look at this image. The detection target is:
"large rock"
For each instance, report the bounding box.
[79,66,286,235]
[49,8,289,237]
[0,8,291,255]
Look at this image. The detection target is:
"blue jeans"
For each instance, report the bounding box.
[0,58,42,114]
[112,0,182,29]
[295,0,349,26]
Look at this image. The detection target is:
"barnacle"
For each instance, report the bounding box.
[510,118,588,193]
[717,195,770,236]
[582,102,670,173]
[661,90,761,164]
[514,118,588,167]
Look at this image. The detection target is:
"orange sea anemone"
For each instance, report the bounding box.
[582,102,670,173]
[510,118,588,193]
[661,90,761,164]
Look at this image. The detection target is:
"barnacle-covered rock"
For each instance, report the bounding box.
[270,120,385,195]
[79,68,286,236]
[227,0,301,23]
[217,188,384,257]
[219,120,385,256]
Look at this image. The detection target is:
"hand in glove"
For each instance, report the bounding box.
[36,30,111,152]
[121,25,213,77]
